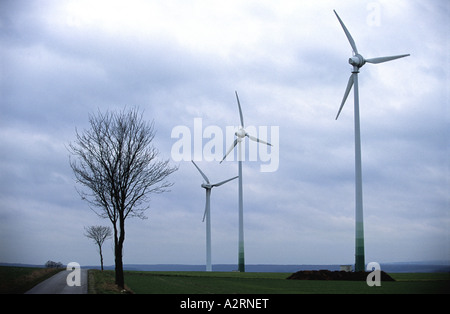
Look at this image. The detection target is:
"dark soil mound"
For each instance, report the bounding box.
[287,270,395,281]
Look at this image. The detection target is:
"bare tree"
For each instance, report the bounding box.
[69,108,178,288]
[84,225,112,271]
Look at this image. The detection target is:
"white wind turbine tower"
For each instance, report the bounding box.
[191,160,238,272]
[333,10,409,272]
[220,91,272,272]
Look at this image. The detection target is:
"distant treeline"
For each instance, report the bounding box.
[45,260,63,268]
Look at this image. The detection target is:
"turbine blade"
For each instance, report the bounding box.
[336,74,354,120]
[334,10,358,54]
[212,176,239,187]
[246,133,272,146]
[365,54,410,64]
[202,189,212,222]
[235,91,245,127]
[220,138,239,163]
[202,191,208,222]
[191,160,210,184]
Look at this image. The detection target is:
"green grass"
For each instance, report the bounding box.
[3,265,448,294]
[88,269,133,294]
[118,271,450,294]
[0,266,64,294]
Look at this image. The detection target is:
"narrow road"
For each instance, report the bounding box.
[25,269,88,294]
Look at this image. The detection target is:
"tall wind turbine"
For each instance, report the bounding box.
[191,160,238,272]
[333,10,409,272]
[220,91,272,272]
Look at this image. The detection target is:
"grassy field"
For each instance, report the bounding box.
[2,266,448,294]
[89,269,450,294]
[0,266,64,294]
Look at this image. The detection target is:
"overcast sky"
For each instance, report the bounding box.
[1,0,449,268]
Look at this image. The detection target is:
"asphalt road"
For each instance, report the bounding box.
[25,269,88,294]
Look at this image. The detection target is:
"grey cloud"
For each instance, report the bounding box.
[0,1,448,265]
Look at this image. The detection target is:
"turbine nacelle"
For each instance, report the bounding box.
[349,54,365,68]
[235,127,246,138]
[201,183,212,189]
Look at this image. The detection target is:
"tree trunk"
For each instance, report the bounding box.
[114,215,126,289]
[99,245,104,271]
[115,244,124,289]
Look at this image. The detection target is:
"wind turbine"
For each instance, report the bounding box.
[333,10,409,272]
[220,91,272,272]
[191,160,238,272]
